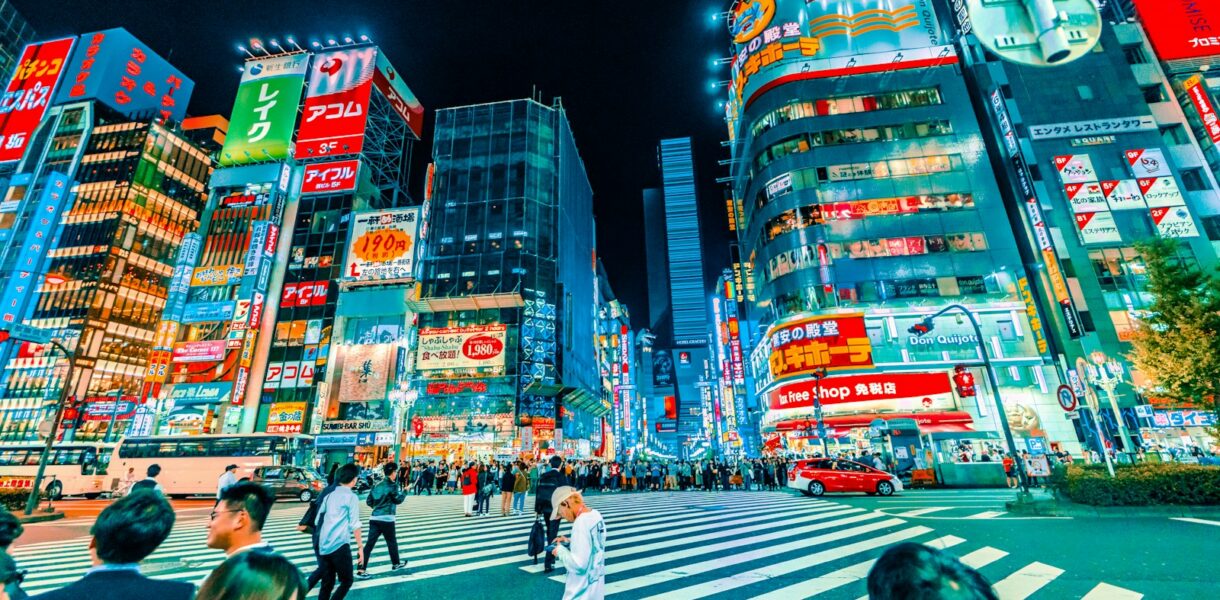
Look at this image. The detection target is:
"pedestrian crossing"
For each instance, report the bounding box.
[865,489,1059,520]
[8,490,1145,598]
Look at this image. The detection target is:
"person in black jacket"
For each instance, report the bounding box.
[533,455,568,573]
[33,491,191,600]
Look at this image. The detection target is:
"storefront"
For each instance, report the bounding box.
[316,430,396,471]
[1140,409,1218,456]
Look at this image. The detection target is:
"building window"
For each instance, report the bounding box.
[1160,124,1190,146]
[1077,85,1094,101]
[760,193,975,247]
[1179,168,1209,192]
[1122,45,1150,65]
[1141,85,1168,103]
[749,87,943,139]
[751,120,953,175]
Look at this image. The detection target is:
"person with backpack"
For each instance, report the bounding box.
[297,475,337,593]
[131,464,163,495]
[534,456,568,573]
[357,463,407,579]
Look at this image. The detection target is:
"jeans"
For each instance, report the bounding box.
[476,491,490,514]
[512,491,525,513]
[317,544,354,600]
[361,520,400,568]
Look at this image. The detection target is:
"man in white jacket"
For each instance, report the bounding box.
[550,486,605,600]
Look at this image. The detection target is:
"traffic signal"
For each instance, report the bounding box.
[908,319,934,336]
[953,366,977,398]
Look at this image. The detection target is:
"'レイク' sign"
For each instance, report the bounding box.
[768,372,952,411]
[763,313,872,385]
[301,159,360,194]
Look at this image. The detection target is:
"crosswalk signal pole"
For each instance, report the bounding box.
[23,338,75,516]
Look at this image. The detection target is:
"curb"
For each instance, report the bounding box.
[16,511,65,524]
[1007,499,1220,518]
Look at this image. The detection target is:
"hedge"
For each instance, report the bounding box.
[0,489,35,512]
[1053,463,1220,506]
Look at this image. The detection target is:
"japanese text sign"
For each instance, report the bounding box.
[301,158,360,194]
[295,47,375,159]
[0,172,71,324]
[0,37,75,162]
[54,28,193,122]
[344,207,420,281]
[373,50,424,140]
[765,313,872,382]
[768,372,951,410]
[219,53,308,166]
[416,325,508,372]
[1133,0,1220,62]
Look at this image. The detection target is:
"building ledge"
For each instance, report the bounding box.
[406,292,525,313]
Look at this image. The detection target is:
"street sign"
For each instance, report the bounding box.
[1134,404,1154,418]
[1056,385,1078,412]
[2,323,52,345]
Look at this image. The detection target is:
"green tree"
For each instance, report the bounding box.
[1127,239,1220,433]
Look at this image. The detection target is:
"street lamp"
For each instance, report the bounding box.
[909,304,1030,493]
[24,338,75,515]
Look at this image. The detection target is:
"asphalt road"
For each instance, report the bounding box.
[9,488,1217,599]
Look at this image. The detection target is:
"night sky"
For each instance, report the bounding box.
[13,0,734,327]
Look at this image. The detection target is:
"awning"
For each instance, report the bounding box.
[766,411,975,434]
[406,292,525,313]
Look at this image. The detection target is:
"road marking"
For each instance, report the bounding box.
[1171,517,1220,527]
[893,507,954,517]
[519,504,860,574]
[1081,582,1143,599]
[990,562,1063,599]
[964,511,1005,519]
[747,535,965,600]
[958,546,1009,569]
[599,517,910,595]
[642,526,933,599]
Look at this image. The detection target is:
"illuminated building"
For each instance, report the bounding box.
[709,268,757,457]
[595,260,636,460]
[0,29,212,441]
[147,43,424,464]
[723,1,1074,467]
[642,138,714,456]
[412,98,603,460]
[958,7,1220,455]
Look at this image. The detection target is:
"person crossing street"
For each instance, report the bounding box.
[357,463,408,578]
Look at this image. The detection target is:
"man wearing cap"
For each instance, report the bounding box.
[534,455,568,573]
[550,486,605,600]
[216,464,239,506]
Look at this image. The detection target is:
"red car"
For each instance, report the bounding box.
[787,458,903,496]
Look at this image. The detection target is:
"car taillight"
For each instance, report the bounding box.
[312,481,323,490]
[788,471,795,480]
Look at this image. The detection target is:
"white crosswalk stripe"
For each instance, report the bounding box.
[8,490,1146,598]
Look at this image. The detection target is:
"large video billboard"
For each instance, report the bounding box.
[0,37,76,163]
[54,28,193,122]
[729,0,952,109]
[1133,0,1220,62]
[373,50,424,140]
[344,207,420,282]
[294,47,376,159]
[219,53,308,167]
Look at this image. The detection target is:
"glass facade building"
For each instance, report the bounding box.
[0,0,34,86]
[413,98,603,460]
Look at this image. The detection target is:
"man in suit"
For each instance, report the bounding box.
[33,490,191,600]
[206,481,275,556]
[534,455,569,573]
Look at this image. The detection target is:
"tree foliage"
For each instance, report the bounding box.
[1126,239,1220,431]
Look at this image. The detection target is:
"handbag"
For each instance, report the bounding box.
[527,515,546,564]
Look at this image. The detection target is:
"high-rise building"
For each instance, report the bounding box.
[147,44,425,465]
[659,138,711,347]
[595,259,636,459]
[724,1,1068,466]
[642,187,670,341]
[959,10,1220,454]
[0,29,211,442]
[411,98,604,459]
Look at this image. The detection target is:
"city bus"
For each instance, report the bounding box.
[0,443,114,500]
[112,433,315,498]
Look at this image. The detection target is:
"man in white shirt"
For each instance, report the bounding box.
[313,464,362,600]
[206,481,275,556]
[550,486,605,600]
[216,464,239,504]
